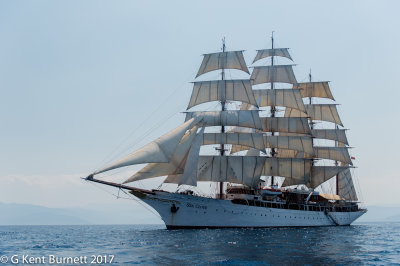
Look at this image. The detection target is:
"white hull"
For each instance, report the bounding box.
[142,191,366,229]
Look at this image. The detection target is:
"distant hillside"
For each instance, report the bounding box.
[0,202,162,225]
[0,203,88,225]
[353,205,400,223]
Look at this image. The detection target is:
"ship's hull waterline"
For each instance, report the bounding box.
[139,191,366,229]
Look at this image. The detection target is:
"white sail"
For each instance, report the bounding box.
[185,110,263,130]
[202,132,265,152]
[264,136,314,155]
[263,158,311,182]
[293,82,334,100]
[276,149,299,158]
[314,147,352,165]
[285,104,343,126]
[260,117,311,134]
[279,130,349,145]
[123,126,199,183]
[246,148,260,156]
[311,129,349,145]
[309,166,350,188]
[250,65,297,85]
[253,48,292,63]
[228,123,261,154]
[95,118,197,175]
[187,80,257,109]
[179,127,205,186]
[338,168,358,201]
[275,146,352,164]
[197,156,266,188]
[196,51,249,78]
[253,89,306,112]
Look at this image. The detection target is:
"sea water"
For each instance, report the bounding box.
[0,223,399,265]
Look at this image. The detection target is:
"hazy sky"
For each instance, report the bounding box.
[1,1,399,223]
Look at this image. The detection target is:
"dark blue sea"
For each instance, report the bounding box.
[0,223,399,265]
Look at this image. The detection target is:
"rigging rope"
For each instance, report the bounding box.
[92,69,196,174]
[87,181,161,219]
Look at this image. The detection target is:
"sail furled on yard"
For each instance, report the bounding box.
[293,82,334,100]
[95,118,197,175]
[285,104,343,126]
[337,168,358,201]
[196,156,266,188]
[250,65,297,85]
[123,126,199,183]
[309,166,350,189]
[253,48,292,63]
[260,117,311,134]
[185,110,263,130]
[253,89,306,112]
[202,132,265,152]
[264,136,314,155]
[187,80,257,109]
[196,51,249,77]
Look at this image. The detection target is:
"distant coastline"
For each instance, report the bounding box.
[0,202,163,226]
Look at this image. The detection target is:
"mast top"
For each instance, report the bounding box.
[271,31,274,49]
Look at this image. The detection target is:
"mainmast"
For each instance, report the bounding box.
[270,32,276,186]
[219,38,226,199]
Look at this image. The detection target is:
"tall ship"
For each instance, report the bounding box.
[85,35,366,228]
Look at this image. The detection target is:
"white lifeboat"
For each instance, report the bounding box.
[261,185,282,196]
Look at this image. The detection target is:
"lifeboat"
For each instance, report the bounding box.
[261,185,282,196]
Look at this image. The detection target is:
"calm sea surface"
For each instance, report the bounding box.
[0,223,399,265]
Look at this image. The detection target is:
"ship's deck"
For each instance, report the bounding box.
[231,198,360,213]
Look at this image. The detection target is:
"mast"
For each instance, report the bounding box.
[309,70,314,157]
[308,70,315,190]
[270,32,276,186]
[335,124,339,195]
[219,37,226,199]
